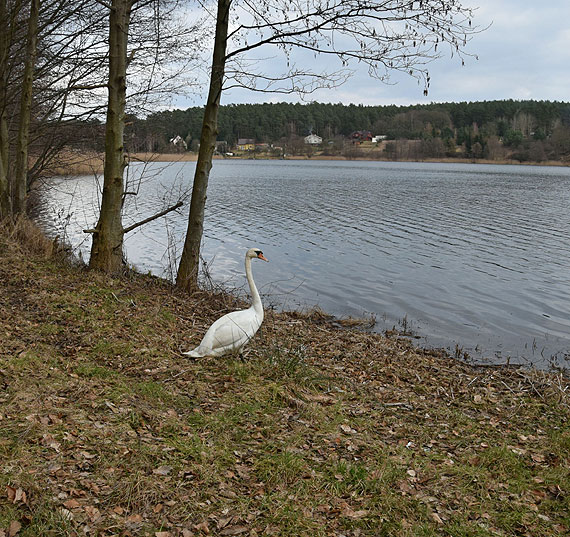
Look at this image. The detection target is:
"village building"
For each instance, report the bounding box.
[169,135,187,150]
[304,133,323,145]
[350,130,373,142]
[237,138,255,151]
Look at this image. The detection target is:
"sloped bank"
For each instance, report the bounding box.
[0,221,569,537]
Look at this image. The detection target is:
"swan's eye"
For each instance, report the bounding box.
[256,250,263,256]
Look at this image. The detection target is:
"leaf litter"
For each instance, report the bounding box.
[0,226,569,536]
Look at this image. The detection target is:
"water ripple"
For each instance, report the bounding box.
[32,159,570,369]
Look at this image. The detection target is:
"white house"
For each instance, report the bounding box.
[304,134,323,145]
[169,135,187,149]
[372,135,387,143]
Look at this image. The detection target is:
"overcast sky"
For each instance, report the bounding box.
[175,1,570,109]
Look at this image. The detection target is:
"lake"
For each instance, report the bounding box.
[31,159,570,370]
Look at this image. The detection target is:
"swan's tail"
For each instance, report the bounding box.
[182,347,203,358]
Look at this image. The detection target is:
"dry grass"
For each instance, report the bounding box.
[40,150,105,176]
[1,223,569,537]
[47,151,215,176]
[129,153,199,163]
[0,217,63,258]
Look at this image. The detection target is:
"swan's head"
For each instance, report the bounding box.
[246,247,269,262]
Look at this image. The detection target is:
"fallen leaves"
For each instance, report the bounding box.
[193,521,210,534]
[5,486,27,506]
[63,498,81,509]
[343,508,369,519]
[40,433,61,452]
[219,526,249,536]
[430,511,444,525]
[153,465,174,476]
[1,238,569,537]
[84,505,102,523]
[7,521,21,537]
[2,489,26,536]
[58,507,74,521]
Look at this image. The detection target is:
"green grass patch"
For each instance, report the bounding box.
[255,450,309,488]
[75,363,118,379]
[134,380,171,401]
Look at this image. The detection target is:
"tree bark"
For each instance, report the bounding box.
[89,0,131,271]
[0,114,9,220]
[13,0,40,215]
[0,0,11,219]
[176,0,230,290]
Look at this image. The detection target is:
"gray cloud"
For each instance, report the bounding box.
[175,1,570,108]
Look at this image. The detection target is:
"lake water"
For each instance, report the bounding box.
[31,159,570,370]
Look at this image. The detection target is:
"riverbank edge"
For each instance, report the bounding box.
[49,150,570,176]
[1,219,569,536]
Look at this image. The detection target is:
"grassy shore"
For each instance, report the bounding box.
[1,221,569,537]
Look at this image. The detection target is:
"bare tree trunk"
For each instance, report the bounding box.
[0,114,9,219]
[176,0,230,290]
[89,0,131,271]
[13,0,40,215]
[0,0,11,219]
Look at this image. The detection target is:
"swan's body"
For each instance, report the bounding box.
[183,248,268,358]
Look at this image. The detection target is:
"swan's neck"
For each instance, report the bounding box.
[245,256,263,314]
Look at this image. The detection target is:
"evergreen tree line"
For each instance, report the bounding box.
[126,100,570,162]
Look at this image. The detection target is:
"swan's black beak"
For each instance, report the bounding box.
[258,253,269,262]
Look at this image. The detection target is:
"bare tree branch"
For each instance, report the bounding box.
[122,200,183,234]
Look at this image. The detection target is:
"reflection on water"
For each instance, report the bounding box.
[31,159,570,370]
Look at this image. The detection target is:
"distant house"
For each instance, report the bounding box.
[237,138,255,151]
[304,134,322,145]
[351,130,373,142]
[372,135,387,143]
[169,135,187,150]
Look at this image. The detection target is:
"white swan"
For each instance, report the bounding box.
[183,248,269,358]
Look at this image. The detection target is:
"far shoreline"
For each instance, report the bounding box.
[48,150,570,176]
[131,152,570,168]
